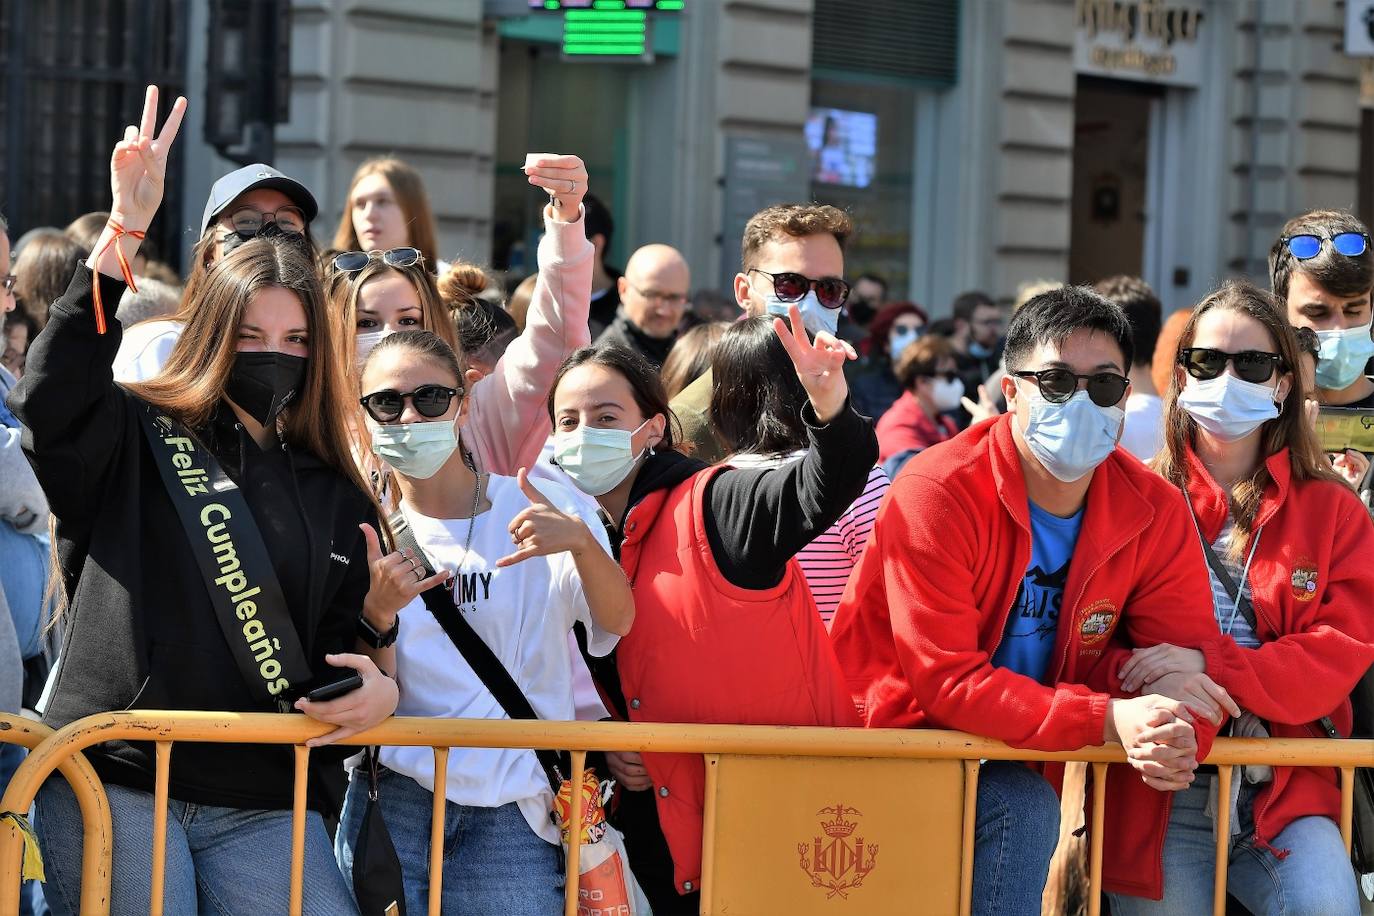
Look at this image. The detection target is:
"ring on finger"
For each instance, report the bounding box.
[413,566,425,582]
[566,178,576,194]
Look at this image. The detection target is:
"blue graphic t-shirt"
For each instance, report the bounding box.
[991,501,1083,684]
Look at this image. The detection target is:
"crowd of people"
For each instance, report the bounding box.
[1,85,1372,916]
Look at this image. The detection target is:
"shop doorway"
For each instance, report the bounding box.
[1069,77,1162,286]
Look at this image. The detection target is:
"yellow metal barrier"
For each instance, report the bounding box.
[0,711,1369,916]
[0,715,111,916]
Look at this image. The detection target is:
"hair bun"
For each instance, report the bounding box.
[438,261,488,306]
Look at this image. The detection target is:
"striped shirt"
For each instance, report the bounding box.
[1205,517,1261,650]
[726,452,890,626]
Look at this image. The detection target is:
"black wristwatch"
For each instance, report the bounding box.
[357,613,399,649]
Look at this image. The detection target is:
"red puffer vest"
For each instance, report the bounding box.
[614,465,861,895]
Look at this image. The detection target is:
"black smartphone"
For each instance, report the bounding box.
[304,672,364,703]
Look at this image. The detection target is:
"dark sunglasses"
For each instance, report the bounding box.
[920,370,960,383]
[1012,368,1129,408]
[749,269,850,310]
[1,274,14,293]
[333,247,424,273]
[359,384,461,423]
[1179,347,1284,384]
[1282,232,1370,260]
[224,205,307,235]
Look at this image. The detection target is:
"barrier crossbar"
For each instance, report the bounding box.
[0,711,1368,916]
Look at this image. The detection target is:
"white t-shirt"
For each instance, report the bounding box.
[1120,391,1164,462]
[113,319,182,383]
[380,474,618,844]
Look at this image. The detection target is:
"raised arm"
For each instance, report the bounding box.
[466,154,594,475]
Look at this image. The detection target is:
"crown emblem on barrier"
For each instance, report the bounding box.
[798,803,879,899]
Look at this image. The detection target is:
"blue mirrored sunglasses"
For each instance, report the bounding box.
[1283,232,1370,260]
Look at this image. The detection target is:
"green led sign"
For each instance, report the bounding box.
[563,9,648,57]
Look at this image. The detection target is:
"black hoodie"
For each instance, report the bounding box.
[7,267,376,816]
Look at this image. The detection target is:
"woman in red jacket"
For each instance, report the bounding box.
[546,305,871,913]
[1113,280,1374,914]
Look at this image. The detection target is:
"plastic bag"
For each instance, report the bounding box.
[554,769,653,916]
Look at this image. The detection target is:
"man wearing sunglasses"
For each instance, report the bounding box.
[113,163,318,384]
[831,286,1235,913]
[669,203,853,462]
[593,243,691,369]
[1268,210,1374,510]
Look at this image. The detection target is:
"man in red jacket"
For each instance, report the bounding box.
[830,286,1238,912]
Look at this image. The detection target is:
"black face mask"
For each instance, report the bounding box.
[219,222,308,259]
[226,351,308,426]
[847,298,877,328]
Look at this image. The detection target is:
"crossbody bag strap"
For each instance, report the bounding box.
[135,401,313,710]
[389,511,566,792]
[1187,499,1341,739]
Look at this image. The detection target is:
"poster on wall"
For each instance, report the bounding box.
[804,108,878,189]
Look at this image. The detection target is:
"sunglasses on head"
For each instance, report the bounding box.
[1012,368,1129,408]
[1282,232,1370,261]
[333,247,424,273]
[749,269,850,310]
[359,384,461,424]
[1178,347,1284,384]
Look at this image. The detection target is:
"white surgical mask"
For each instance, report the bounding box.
[1178,372,1281,442]
[355,329,392,369]
[553,418,652,496]
[888,326,923,362]
[931,376,965,413]
[760,286,839,337]
[370,417,459,479]
[1313,322,1374,390]
[1016,384,1124,483]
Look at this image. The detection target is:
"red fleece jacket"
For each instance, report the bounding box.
[829,414,1227,898]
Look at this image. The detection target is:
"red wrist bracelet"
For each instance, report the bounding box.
[90,219,145,334]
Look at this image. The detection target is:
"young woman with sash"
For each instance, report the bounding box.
[336,329,633,913]
[544,307,875,913]
[1110,281,1374,914]
[8,88,398,915]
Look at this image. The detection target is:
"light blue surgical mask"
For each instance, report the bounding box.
[370,417,460,480]
[1015,384,1124,483]
[888,326,923,362]
[1177,372,1281,442]
[553,418,652,496]
[1313,321,1374,390]
[760,287,839,337]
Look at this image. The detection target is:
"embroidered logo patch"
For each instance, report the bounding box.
[1290,559,1318,602]
[1077,599,1118,646]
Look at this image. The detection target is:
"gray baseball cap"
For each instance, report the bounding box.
[200,163,319,236]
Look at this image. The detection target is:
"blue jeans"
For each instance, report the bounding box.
[1109,773,1359,915]
[33,776,357,916]
[336,765,562,915]
[0,519,49,661]
[973,761,1061,916]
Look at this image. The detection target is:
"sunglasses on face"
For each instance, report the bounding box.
[1282,232,1370,260]
[333,247,424,273]
[749,269,850,310]
[224,205,307,235]
[1178,347,1284,384]
[1012,368,1129,408]
[920,370,959,383]
[359,384,461,423]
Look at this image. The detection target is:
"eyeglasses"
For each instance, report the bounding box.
[749,269,850,310]
[1012,368,1129,408]
[628,283,688,307]
[333,248,424,273]
[359,384,462,423]
[1,274,15,293]
[223,205,308,235]
[1179,347,1284,384]
[1282,232,1370,260]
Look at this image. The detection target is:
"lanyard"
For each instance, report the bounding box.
[1185,498,1263,637]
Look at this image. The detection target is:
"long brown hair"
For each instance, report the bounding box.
[333,158,440,268]
[330,256,461,384]
[1153,280,1344,560]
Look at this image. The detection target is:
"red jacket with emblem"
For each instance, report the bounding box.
[615,465,861,894]
[828,414,1226,899]
[1184,446,1374,853]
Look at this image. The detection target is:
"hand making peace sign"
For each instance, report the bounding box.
[109,86,187,232]
[772,302,859,424]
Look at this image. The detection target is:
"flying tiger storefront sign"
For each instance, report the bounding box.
[1074,0,1206,87]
